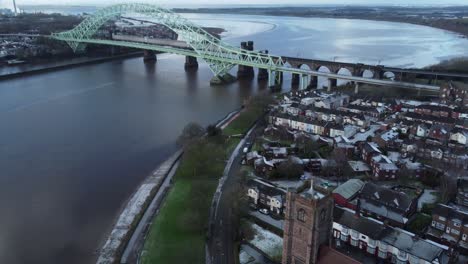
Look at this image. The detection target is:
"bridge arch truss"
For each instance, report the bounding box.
[51,3,440,91]
[51,3,284,77]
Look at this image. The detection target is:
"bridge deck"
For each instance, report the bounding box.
[112,34,191,49]
[51,36,440,91]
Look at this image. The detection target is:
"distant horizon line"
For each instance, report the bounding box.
[17,3,468,8]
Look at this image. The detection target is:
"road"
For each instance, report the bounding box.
[208,123,264,264]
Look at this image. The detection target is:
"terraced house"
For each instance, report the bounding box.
[426,204,468,254]
[333,207,451,264]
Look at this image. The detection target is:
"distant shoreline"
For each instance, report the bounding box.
[0,52,143,80]
[173,6,468,38]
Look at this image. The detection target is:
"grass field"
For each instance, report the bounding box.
[141,100,266,264]
[223,107,264,136]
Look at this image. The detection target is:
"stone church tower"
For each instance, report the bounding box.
[282,181,334,264]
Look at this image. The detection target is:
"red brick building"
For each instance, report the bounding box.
[282,182,334,264]
[332,179,364,210]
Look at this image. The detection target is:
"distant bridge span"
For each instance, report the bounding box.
[282,56,468,83]
[50,3,441,92]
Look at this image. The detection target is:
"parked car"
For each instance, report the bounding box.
[259,208,269,215]
[243,142,252,153]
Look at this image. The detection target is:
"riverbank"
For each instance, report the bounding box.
[0,52,143,80]
[427,57,468,74]
[174,6,468,38]
[96,106,244,264]
[140,96,270,264]
[96,150,183,264]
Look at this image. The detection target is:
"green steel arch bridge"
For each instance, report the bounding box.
[51,3,439,92]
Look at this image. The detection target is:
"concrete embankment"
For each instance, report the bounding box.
[96,150,182,264]
[0,52,143,81]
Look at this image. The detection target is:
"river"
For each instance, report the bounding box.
[1,10,468,264]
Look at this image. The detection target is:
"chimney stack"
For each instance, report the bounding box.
[354,199,361,218]
[13,0,17,15]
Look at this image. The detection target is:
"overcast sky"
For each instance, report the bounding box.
[2,0,468,7]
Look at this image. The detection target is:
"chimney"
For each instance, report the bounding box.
[12,0,17,15]
[354,199,361,218]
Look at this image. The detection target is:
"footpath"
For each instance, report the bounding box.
[96,150,182,264]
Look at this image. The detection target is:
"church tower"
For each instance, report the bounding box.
[282,180,334,264]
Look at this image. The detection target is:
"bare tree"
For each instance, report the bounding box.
[176,122,205,147]
[271,157,304,179]
[440,173,457,203]
[330,149,349,179]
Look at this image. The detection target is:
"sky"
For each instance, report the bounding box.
[0,0,468,6]
[1,0,468,8]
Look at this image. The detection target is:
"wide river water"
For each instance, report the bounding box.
[1,12,468,264]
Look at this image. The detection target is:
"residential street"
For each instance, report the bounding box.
[208,123,264,264]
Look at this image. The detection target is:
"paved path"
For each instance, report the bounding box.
[96,150,182,264]
[120,155,181,264]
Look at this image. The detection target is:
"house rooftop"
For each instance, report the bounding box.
[347,161,371,172]
[334,207,449,263]
[333,179,364,200]
[359,182,414,213]
[382,227,447,262]
[433,204,468,223]
[317,246,360,264]
[247,179,286,197]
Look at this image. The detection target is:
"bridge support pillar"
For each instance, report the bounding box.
[258,68,268,80]
[237,41,255,79]
[292,74,300,86]
[184,56,198,69]
[257,50,270,81]
[354,82,360,94]
[210,73,237,85]
[375,65,384,79]
[268,70,282,90]
[299,75,311,90]
[143,50,157,63]
[311,76,318,88]
[327,79,336,92]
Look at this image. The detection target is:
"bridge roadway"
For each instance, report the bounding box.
[112,34,191,49]
[54,36,440,91]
